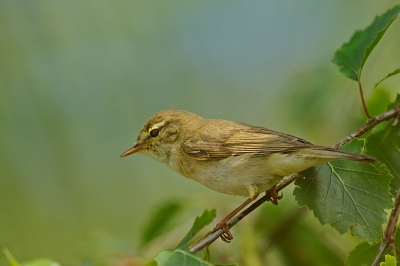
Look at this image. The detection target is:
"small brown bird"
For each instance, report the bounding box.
[121,110,376,241]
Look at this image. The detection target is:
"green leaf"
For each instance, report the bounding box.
[347,222,400,265]
[366,94,400,196]
[366,122,400,196]
[332,5,400,81]
[20,260,60,266]
[367,88,392,117]
[152,209,234,266]
[3,249,60,266]
[176,209,216,250]
[388,93,400,110]
[140,200,184,247]
[145,260,158,266]
[255,205,345,265]
[294,138,393,243]
[154,249,215,266]
[4,249,19,266]
[380,254,397,266]
[374,68,400,89]
[346,241,380,266]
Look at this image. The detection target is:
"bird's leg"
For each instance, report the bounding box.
[265,185,283,205]
[213,197,253,242]
[200,185,284,244]
[212,185,259,242]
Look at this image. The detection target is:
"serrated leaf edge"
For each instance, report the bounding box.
[295,162,393,243]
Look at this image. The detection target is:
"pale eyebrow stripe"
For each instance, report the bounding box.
[149,121,166,131]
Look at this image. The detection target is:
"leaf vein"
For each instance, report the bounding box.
[330,164,374,238]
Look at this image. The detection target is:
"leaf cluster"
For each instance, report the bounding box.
[295,5,400,265]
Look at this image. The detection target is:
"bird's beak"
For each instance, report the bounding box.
[121,142,144,157]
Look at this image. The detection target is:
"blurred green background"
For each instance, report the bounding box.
[1,1,400,265]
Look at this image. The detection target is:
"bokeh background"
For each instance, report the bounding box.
[1,1,400,265]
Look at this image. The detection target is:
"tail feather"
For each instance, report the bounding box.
[305,147,377,163]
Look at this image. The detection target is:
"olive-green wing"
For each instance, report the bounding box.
[182,126,313,160]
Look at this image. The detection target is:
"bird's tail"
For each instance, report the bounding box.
[304,146,377,163]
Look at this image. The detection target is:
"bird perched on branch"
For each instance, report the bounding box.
[121,110,376,241]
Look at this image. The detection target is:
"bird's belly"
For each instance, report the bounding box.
[177,154,285,197]
[198,171,283,197]
[169,152,325,197]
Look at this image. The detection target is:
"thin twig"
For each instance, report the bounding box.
[190,105,400,253]
[371,187,400,266]
[358,81,372,119]
[334,105,400,149]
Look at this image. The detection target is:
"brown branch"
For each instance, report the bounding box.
[358,81,372,118]
[190,104,400,253]
[334,105,400,149]
[371,187,400,266]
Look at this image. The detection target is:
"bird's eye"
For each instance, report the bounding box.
[150,129,159,137]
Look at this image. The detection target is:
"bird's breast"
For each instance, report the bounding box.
[167,153,283,197]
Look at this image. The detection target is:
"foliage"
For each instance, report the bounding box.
[176,209,216,250]
[346,241,380,266]
[3,249,60,266]
[294,139,393,243]
[150,210,225,266]
[154,250,215,266]
[141,200,185,247]
[380,255,397,266]
[374,68,400,89]
[366,95,400,196]
[332,5,400,81]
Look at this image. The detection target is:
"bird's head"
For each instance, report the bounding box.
[121,109,201,163]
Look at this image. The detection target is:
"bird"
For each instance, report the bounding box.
[121,109,376,241]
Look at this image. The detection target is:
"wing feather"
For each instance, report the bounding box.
[182,124,313,160]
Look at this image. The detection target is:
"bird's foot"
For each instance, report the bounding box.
[212,221,233,243]
[266,185,283,205]
[198,221,233,244]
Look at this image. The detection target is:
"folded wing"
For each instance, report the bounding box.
[182,125,313,160]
